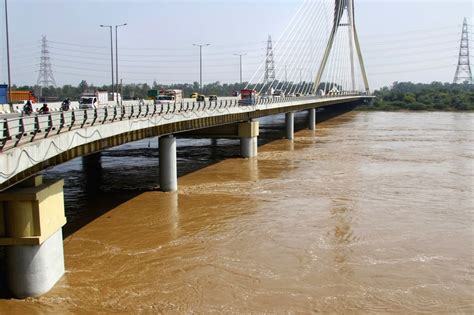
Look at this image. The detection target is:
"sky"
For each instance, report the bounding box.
[0,0,472,90]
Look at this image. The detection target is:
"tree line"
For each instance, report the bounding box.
[13,81,252,101]
[12,80,473,111]
[358,81,474,111]
[12,80,336,101]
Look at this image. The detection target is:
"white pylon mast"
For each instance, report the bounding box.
[312,0,369,94]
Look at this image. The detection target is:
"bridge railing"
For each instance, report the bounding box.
[0,93,366,151]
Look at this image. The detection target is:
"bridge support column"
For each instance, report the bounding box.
[159,135,177,192]
[308,108,316,130]
[82,152,102,193]
[0,175,66,298]
[239,121,259,158]
[286,112,295,140]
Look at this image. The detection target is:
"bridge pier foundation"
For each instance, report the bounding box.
[82,152,102,193]
[239,121,259,158]
[159,135,178,192]
[286,112,295,140]
[308,108,316,130]
[0,175,66,298]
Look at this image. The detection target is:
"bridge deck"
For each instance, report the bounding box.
[0,95,372,190]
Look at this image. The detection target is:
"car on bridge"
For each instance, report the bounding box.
[196,95,205,102]
[239,89,257,105]
[190,92,199,98]
[209,95,218,101]
[273,90,284,97]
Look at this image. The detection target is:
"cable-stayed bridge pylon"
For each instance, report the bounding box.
[246,0,370,97]
[313,0,369,94]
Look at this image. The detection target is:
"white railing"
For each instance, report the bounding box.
[0,93,366,152]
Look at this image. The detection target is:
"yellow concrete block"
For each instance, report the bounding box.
[37,188,66,241]
[0,179,66,246]
[4,201,35,238]
[238,121,259,138]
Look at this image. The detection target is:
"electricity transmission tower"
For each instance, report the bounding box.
[312,0,369,94]
[264,35,276,85]
[453,18,472,84]
[36,36,57,89]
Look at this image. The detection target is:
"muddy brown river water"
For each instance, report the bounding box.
[0,111,472,313]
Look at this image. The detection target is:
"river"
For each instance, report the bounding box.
[0,111,472,313]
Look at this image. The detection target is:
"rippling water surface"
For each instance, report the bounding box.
[0,111,472,313]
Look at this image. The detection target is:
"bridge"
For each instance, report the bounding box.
[0,0,373,298]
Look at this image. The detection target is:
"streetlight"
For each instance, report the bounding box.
[298,68,303,84]
[115,23,127,102]
[233,53,246,86]
[193,43,210,92]
[4,0,12,110]
[100,24,114,97]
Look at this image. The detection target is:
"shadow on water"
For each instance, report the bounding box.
[0,102,357,298]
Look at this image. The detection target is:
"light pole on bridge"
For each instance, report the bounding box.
[193,43,210,92]
[4,0,12,111]
[115,23,127,103]
[100,25,114,97]
[233,53,247,86]
[297,68,303,85]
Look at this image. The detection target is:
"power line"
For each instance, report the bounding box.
[369,64,455,76]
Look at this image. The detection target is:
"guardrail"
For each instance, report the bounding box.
[0,93,366,152]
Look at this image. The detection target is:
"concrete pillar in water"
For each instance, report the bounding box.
[286,112,295,140]
[159,135,177,192]
[0,175,66,298]
[308,108,316,130]
[239,121,259,158]
[82,152,102,193]
[82,151,102,167]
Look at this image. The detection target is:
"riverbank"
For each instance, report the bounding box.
[368,81,473,111]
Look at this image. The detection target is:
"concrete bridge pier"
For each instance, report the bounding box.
[286,112,295,140]
[0,175,66,298]
[239,121,259,158]
[159,135,178,192]
[82,152,102,194]
[308,108,316,130]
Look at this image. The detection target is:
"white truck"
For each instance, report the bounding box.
[155,89,183,104]
[79,90,108,109]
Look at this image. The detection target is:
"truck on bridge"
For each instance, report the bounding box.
[2,89,37,104]
[79,90,108,109]
[156,89,183,104]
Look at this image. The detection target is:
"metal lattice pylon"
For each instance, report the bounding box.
[36,36,57,88]
[453,18,472,84]
[312,0,369,94]
[264,35,276,85]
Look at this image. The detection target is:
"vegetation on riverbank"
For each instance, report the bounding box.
[358,82,474,111]
[13,80,473,111]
